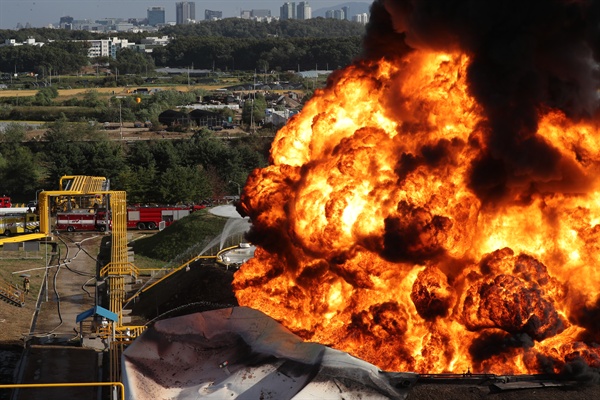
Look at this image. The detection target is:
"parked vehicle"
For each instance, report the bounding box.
[0,213,40,236]
[0,196,30,214]
[55,209,110,232]
[54,204,205,232]
[127,204,205,230]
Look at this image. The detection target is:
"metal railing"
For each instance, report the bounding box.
[0,382,125,400]
[0,277,24,306]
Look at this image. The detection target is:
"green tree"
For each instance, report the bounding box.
[116,165,159,203]
[158,165,211,203]
[33,86,59,106]
[0,146,44,199]
[0,123,44,199]
[81,90,104,108]
[41,116,122,185]
[111,48,155,75]
[0,121,26,143]
[241,93,267,125]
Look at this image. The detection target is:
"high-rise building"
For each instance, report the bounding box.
[280,2,296,20]
[251,9,271,18]
[59,15,74,25]
[59,15,74,29]
[297,2,311,20]
[333,9,344,20]
[176,2,196,24]
[147,7,165,26]
[341,6,349,21]
[205,10,222,20]
[353,13,369,25]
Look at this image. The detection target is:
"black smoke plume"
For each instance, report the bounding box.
[365,0,600,203]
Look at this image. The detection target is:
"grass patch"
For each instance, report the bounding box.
[131,209,229,264]
[132,253,167,271]
[0,243,54,296]
[7,106,102,121]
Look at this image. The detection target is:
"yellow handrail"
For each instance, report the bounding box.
[123,254,216,304]
[0,382,125,400]
[0,277,24,306]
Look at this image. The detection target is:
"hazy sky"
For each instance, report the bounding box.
[0,1,373,29]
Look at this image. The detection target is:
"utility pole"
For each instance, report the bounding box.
[250,97,254,133]
[251,71,256,133]
[119,101,123,141]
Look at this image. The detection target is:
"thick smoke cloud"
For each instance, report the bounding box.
[365,0,600,203]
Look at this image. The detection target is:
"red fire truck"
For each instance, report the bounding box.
[55,209,110,232]
[127,205,204,230]
[0,197,11,208]
[0,196,30,214]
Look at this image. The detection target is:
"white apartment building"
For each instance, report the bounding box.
[297,2,311,20]
[280,2,311,20]
[0,38,44,47]
[280,2,296,20]
[353,13,369,25]
[86,37,134,58]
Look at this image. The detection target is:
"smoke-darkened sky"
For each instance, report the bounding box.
[0,1,373,29]
[366,0,600,203]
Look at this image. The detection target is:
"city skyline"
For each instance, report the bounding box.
[0,1,373,30]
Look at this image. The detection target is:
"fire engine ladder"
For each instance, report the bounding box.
[0,277,25,307]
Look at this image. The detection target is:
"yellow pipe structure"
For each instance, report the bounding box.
[0,177,143,384]
[100,191,137,277]
[0,233,47,245]
[215,244,242,265]
[59,175,108,192]
[0,176,110,246]
[0,382,125,400]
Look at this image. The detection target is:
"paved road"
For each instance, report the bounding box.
[13,233,103,400]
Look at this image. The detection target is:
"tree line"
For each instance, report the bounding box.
[0,18,365,42]
[0,19,365,75]
[151,36,362,72]
[0,121,272,205]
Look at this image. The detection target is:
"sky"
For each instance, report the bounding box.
[0,1,373,30]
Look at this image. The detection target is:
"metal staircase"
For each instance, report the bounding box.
[0,277,25,307]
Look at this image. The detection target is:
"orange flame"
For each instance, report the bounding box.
[233,51,600,374]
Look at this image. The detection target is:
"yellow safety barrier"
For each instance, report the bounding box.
[0,382,125,400]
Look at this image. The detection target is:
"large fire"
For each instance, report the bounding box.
[233,0,600,375]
